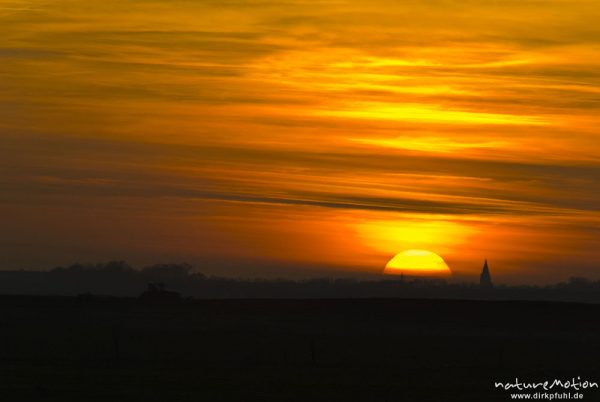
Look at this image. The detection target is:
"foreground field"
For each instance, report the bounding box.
[1,296,598,401]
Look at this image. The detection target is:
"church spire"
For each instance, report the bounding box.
[480,259,493,289]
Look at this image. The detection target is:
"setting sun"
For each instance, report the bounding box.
[384,250,452,277]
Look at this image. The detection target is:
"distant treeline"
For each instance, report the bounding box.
[0,261,599,302]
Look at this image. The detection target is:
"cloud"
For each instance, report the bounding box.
[2,135,598,218]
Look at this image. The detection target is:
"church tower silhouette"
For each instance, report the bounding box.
[480,259,493,289]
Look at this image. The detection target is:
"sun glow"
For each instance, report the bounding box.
[351,137,508,153]
[317,103,547,126]
[355,218,474,256]
[384,249,452,277]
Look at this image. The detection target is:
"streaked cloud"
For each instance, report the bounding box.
[316,103,548,125]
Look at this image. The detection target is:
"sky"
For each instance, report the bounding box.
[1,0,599,283]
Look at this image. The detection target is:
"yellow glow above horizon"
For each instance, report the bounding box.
[355,218,475,256]
[384,249,452,277]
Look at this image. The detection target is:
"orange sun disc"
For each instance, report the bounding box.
[384,249,452,277]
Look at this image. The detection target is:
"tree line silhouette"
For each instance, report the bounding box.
[0,261,599,302]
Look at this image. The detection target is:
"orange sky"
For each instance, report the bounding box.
[1,0,599,283]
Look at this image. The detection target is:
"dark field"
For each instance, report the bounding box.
[1,296,599,401]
